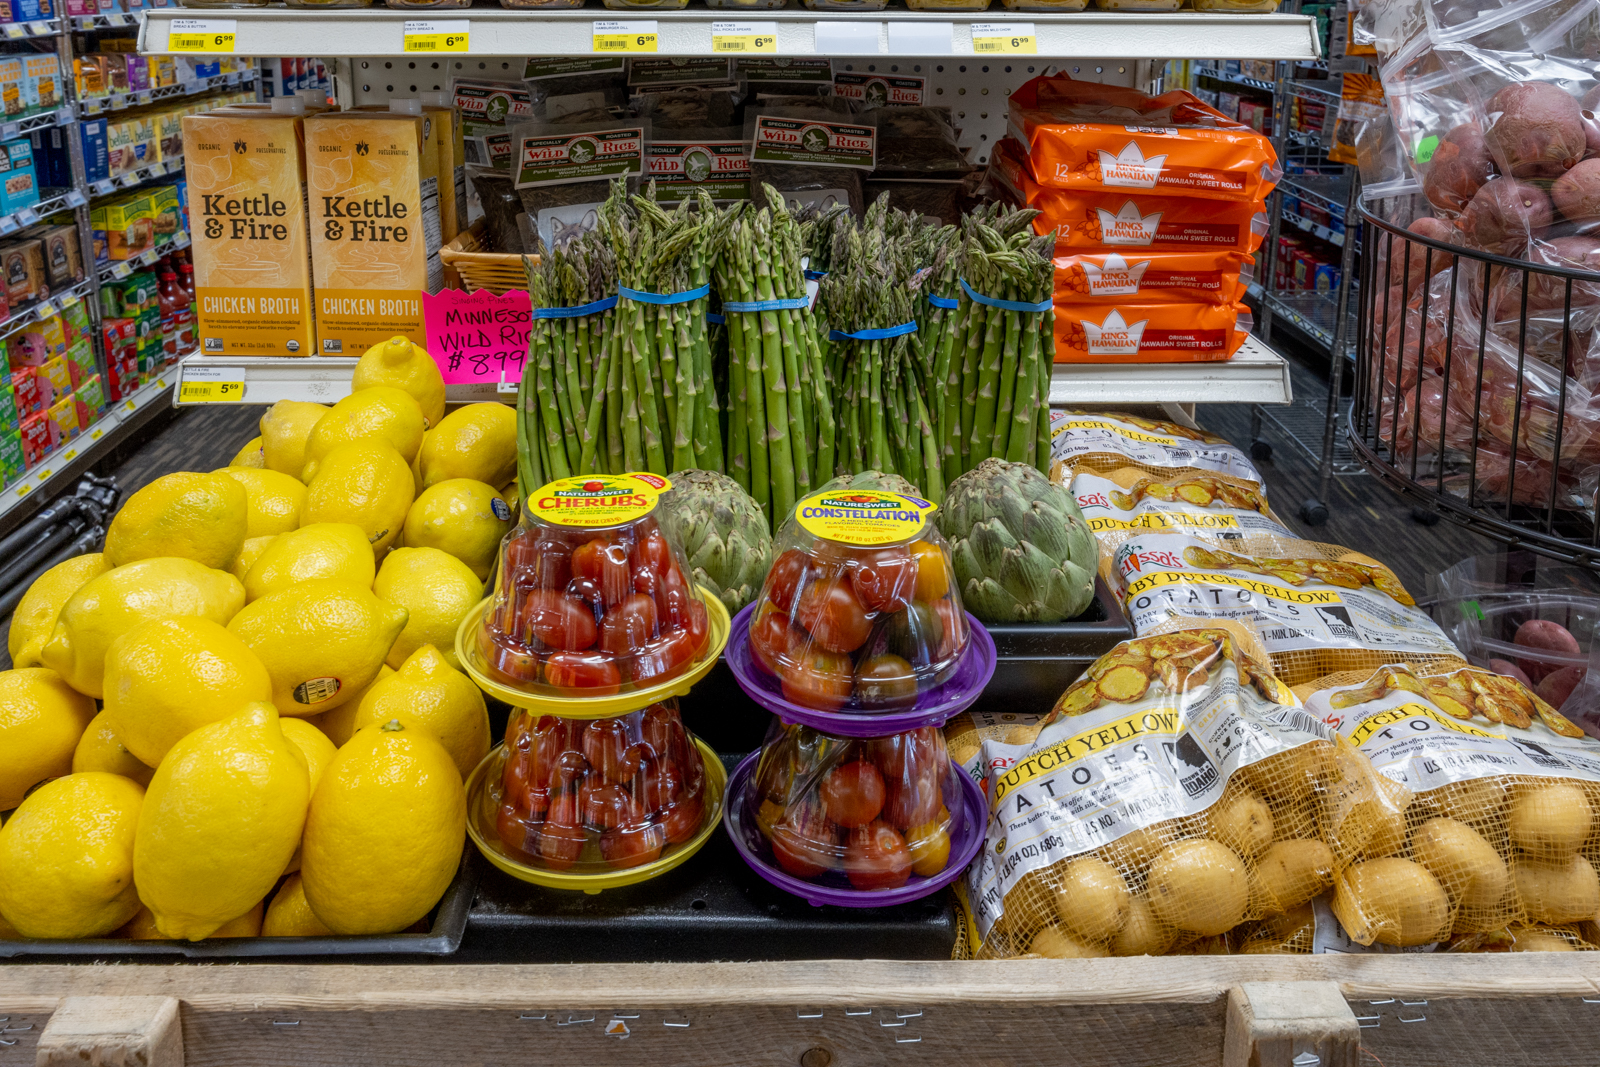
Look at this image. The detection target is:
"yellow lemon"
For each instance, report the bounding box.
[302,718,465,935]
[302,441,414,556]
[133,702,309,941]
[102,616,273,767]
[302,386,426,475]
[417,403,517,490]
[117,900,263,939]
[260,399,329,476]
[40,558,244,699]
[311,665,394,747]
[0,910,20,939]
[228,578,408,718]
[230,436,266,468]
[373,546,483,669]
[402,479,513,582]
[244,523,375,603]
[278,715,340,877]
[215,467,307,539]
[0,773,144,939]
[104,472,248,571]
[263,873,334,937]
[353,336,446,430]
[72,709,154,787]
[231,535,277,582]
[354,646,489,779]
[115,906,162,938]
[7,552,110,668]
[0,668,98,809]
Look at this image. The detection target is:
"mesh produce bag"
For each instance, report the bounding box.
[1302,662,1600,945]
[1066,467,1292,557]
[1047,409,1265,482]
[963,621,1393,960]
[1105,532,1465,686]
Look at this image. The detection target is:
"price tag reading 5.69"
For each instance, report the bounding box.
[177,366,245,405]
[970,22,1036,53]
[593,19,658,52]
[167,18,237,52]
[711,20,778,52]
[403,19,469,52]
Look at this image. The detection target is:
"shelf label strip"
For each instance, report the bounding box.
[971,21,1036,53]
[593,19,658,53]
[710,20,777,53]
[403,19,469,52]
[177,365,245,405]
[168,18,237,53]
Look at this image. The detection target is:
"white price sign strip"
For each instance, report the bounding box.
[593,19,658,52]
[403,19,469,52]
[167,18,236,52]
[814,20,882,54]
[711,20,778,52]
[887,20,952,55]
[971,22,1037,53]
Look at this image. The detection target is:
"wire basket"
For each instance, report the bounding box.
[1350,196,1600,569]
[439,220,538,295]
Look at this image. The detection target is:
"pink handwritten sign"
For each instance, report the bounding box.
[423,287,533,385]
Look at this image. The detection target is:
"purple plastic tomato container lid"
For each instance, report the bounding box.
[722,751,986,910]
[725,605,997,737]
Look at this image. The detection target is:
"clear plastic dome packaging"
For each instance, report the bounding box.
[746,488,970,714]
[471,474,716,702]
[482,701,715,875]
[741,720,975,895]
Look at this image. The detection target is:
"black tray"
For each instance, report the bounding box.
[0,848,478,960]
[973,576,1131,709]
[456,756,957,963]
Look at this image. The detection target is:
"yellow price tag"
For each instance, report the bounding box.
[167,19,237,53]
[711,20,777,52]
[61,449,77,462]
[15,482,30,497]
[177,379,244,403]
[971,22,1036,53]
[593,20,658,52]
[403,20,469,52]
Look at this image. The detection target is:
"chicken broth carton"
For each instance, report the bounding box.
[304,104,443,355]
[181,109,316,356]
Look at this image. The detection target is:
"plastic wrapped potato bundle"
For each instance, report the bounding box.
[1047,409,1265,484]
[1067,466,1292,557]
[961,621,1391,960]
[1303,663,1600,947]
[1106,532,1466,687]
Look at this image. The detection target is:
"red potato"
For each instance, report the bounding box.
[1423,124,1494,215]
[1514,618,1582,682]
[1583,87,1599,159]
[1486,83,1588,180]
[1458,178,1553,256]
[1488,658,1535,688]
[1537,665,1586,709]
[1552,159,1600,229]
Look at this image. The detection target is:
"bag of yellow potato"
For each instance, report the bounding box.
[946,709,1049,793]
[961,621,1393,960]
[1301,662,1600,948]
[1068,467,1292,556]
[1106,532,1465,687]
[1047,409,1263,483]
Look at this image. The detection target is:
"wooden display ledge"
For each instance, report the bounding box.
[4,955,1599,1066]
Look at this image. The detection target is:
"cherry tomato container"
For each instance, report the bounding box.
[728,488,995,735]
[459,473,730,718]
[466,700,727,892]
[723,720,984,908]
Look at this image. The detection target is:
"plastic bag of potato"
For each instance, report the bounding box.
[960,621,1393,960]
[1106,532,1466,687]
[1302,663,1600,948]
[1047,410,1264,483]
[1066,467,1293,556]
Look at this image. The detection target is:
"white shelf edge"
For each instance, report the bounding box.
[1050,333,1293,407]
[137,8,1321,60]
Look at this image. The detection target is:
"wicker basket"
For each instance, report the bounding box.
[439,221,539,295]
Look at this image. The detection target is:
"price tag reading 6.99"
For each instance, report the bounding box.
[970,22,1036,53]
[593,19,659,52]
[403,19,469,52]
[167,18,237,52]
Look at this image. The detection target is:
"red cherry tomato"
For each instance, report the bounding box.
[600,821,667,870]
[770,817,832,880]
[853,654,919,707]
[640,703,686,764]
[636,755,684,813]
[496,802,540,862]
[844,821,913,891]
[795,579,872,654]
[850,546,915,613]
[654,563,690,624]
[933,599,965,661]
[819,760,887,828]
[867,727,941,781]
[778,649,854,712]
[581,718,636,783]
[659,793,704,845]
[632,527,673,581]
[633,567,660,598]
[750,604,800,677]
[506,533,573,592]
[764,549,813,615]
[883,776,941,831]
[598,593,659,655]
[528,715,577,787]
[631,628,696,685]
[548,749,589,792]
[539,792,587,871]
[683,597,709,653]
[545,650,622,695]
[521,591,598,652]
[572,538,631,608]
[581,780,640,832]
[479,626,540,685]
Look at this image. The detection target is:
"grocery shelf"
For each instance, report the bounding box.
[0,373,173,528]
[0,187,86,237]
[71,11,140,30]
[80,70,256,116]
[1286,76,1340,103]
[88,155,185,200]
[1280,170,1350,215]
[174,354,360,407]
[1249,282,1353,354]
[137,8,1322,60]
[0,105,72,143]
[98,231,191,286]
[1,17,62,38]
[0,281,93,346]
[1282,206,1347,247]
[1193,66,1275,93]
[1049,334,1292,407]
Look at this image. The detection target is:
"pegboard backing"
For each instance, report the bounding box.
[341,56,1149,167]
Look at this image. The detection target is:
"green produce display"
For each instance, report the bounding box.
[661,469,775,615]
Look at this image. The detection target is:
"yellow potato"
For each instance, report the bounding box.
[948,738,979,767]
[1109,896,1174,957]
[1003,724,1043,747]
[1512,930,1578,952]
[1239,744,1335,807]
[1410,817,1510,913]
[1053,856,1130,943]
[1206,788,1274,859]
[1147,839,1249,936]
[1416,778,1508,825]
[1030,924,1110,959]
[1256,839,1334,913]
[1514,854,1600,925]
[1332,858,1451,947]
[1508,783,1592,862]
[1098,822,1179,876]
[1350,800,1410,861]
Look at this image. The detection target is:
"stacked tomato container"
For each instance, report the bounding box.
[723,487,996,907]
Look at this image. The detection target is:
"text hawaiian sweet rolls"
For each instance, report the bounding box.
[304,103,444,355]
[181,106,316,356]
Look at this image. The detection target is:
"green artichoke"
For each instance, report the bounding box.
[817,469,923,499]
[663,469,774,615]
[937,458,1099,624]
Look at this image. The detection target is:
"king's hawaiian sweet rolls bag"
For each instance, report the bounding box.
[1054,248,1254,306]
[1052,301,1253,363]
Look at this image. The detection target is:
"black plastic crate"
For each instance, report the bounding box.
[973,576,1131,709]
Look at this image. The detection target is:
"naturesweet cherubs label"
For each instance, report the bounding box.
[751,115,876,170]
[793,489,934,546]
[1049,410,1261,480]
[532,473,670,527]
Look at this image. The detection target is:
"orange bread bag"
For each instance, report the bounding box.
[1054,301,1252,363]
[1054,249,1255,305]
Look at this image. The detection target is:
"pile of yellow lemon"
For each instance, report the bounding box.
[0,337,517,942]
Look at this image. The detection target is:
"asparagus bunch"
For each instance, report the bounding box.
[713,186,836,529]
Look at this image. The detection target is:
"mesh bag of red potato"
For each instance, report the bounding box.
[1054,249,1255,306]
[1053,301,1252,363]
[1008,73,1281,204]
[960,620,1392,960]
[1300,663,1600,947]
